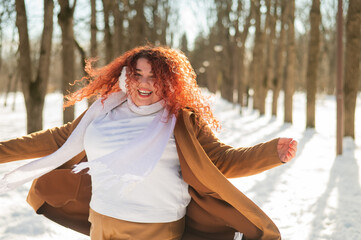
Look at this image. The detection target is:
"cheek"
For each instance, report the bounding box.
[154,94,162,101]
[127,80,138,93]
[153,86,164,99]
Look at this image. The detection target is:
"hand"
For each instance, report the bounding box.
[277,138,298,163]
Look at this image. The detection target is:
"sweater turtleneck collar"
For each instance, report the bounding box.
[126,96,165,115]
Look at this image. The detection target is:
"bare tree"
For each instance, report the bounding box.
[284,0,295,123]
[264,0,277,95]
[306,0,321,128]
[180,33,189,55]
[128,0,148,48]
[149,0,160,44]
[237,0,254,107]
[0,10,2,72]
[205,25,221,94]
[221,0,234,103]
[272,0,287,116]
[232,0,242,105]
[112,0,125,56]
[90,0,98,59]
[86,0,98,106]
[0,0,14,73]
[15,0,53,133]
[250,0,266,112]
[74,39,86,75]
[189,33,208,88]
[259,0,277,115]
[157,0,170,45]
[3,69,19,108]
[212,0,234,103]
[58,0,76,124]
[344,0,361,139]
[147,0,171,45]
[102,0,113,63]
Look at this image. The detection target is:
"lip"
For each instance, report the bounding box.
[137,89,153,98]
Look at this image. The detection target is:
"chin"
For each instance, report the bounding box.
[134,99,153,106]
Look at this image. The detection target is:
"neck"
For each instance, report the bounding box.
[127,96,165,115]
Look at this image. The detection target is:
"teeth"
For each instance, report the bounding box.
[139,90,151,94]
[138,90,152,95]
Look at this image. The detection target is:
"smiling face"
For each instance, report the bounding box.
[128,58,163,106]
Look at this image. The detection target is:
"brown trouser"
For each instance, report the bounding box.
[89,209,185,240]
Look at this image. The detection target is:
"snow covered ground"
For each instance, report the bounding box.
[0,91,360,240]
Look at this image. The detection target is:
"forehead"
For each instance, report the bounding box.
[136,58,152,72]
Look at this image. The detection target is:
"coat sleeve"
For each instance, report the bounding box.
[193,114,283,178]
[0,111,86,164]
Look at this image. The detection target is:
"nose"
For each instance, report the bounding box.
[138,76,147,83]
[138,76,153,85]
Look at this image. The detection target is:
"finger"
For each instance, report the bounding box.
[289,148,297,158]
[288,147,297,156]
[288,151,296,159]
[289,140,298,148]
[283,149,296,162]
[289,141,297,150]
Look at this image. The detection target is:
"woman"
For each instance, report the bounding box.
[0,45,297,240]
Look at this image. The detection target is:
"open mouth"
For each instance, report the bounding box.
[138,89,152,96]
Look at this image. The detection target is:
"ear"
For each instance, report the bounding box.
[118,66,128,93]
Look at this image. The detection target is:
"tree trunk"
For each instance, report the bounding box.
[251,0,265,112]
[221,0,234,103]
[306,0,321,128]
[160,0,170,45]
[90,0,97,59]
[213,0,233,103]
[0,15,2,71]
[74,39,86,75]
[344,0,361,138]
[232,0,241,106]
[258,1,273,115]
[264,0,277,91]
[88,0,98,106]
[4,69,19,107]
[58,0,76,124]
[284,0,295,123]
[221,40,234,103]
[259,0,275,115]
[238,0,253,107]
[11,72,20,111]
[129,0,147,48]
[15,0,53,133]
[272,0,287,116]
[112,0,124,56]
[102,0,113,63]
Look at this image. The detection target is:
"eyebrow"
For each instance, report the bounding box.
[135,68,154,74]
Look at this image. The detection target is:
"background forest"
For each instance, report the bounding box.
[1,1,361,239]
[0,0,360,145]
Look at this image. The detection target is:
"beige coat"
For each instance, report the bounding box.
[0,109,283,240]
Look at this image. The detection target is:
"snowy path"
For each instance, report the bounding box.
[0,91,360,240]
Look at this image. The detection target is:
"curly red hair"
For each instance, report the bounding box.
[65,45,220,130]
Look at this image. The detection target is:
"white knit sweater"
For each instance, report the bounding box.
[84,99,191,223]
